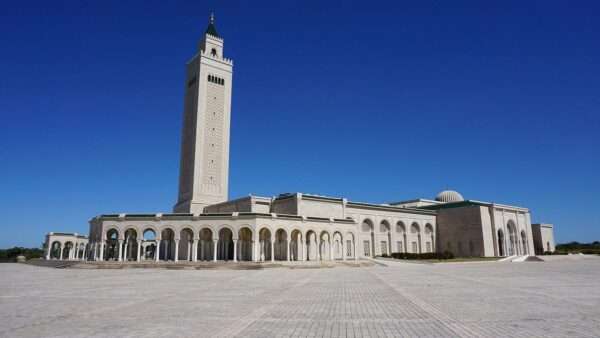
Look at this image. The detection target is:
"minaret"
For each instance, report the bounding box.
[174,13,233,213]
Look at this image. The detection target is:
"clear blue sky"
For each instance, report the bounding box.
[1,1,599,248]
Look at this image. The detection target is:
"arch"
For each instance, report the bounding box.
[380,220,391,256]
[258,227,272,262]
[332,231,343,260]
[290,229,302,261]
[361,218,374,232]
[238,227,253,261]
[305,230,318,261]
[50,241,62,260]
[274,228,288,261]
[123,228,139,261]
[507,221,517,255]
[178,228,194,261]
[361,219,375,257]
[425,223,434,253]
[396,221,407,253]
[217,224,237,240]
[141,228,157,260]
[497,229,505,256]
[217,227,234,261]
[105,228,119,261]
[142,228,156,240]
[160,228,176,261]
[319,231,331,261]
[198,227,214,261]
[62,241,74,260]
[520,230,528,255]
[410,222,422,254]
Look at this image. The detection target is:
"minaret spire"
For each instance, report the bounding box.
[205,12,220,38]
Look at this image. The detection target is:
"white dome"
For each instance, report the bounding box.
[435,190,464,203]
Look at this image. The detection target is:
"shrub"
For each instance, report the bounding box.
[0,247,44,262]
[389,251,454,260]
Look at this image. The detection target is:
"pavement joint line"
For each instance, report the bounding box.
[369,268,484,338]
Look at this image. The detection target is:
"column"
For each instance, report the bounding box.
[270,240,275,262]
[46,245,51,260]
[59,246,64,260]
[123,243,128,261]
[92,243,97,261]
[213,239,218,262]
[342,241,346,261]
[136,240,141,261]
[253,240,259,262]
[99,243,104,262]
[301,239,306,261]
[192,240,198,262]
[354,239,359,261]
[117,240,124,261]
[174,239,180,262]
[155,240,161,262]
[286,239,291,262]
[233,239,238,262]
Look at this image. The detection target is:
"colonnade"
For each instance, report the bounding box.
[45,241,89,261]
[89,226,358,263]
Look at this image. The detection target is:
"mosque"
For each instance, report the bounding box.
[43,15,555,263]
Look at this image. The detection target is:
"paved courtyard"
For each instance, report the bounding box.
[1,257,599,338]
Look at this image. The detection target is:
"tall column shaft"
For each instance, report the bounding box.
[136,240,141,261]
[213,239,218,262]
[117,240,123,261]
[233,240,238,262]
[174,240,180,262]
[155,240,161,262]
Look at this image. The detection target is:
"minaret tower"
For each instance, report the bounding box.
[174,14,233,213]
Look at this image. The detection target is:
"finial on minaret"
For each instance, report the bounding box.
[204,12,220,38]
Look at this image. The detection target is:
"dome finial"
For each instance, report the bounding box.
[210,12,215,24]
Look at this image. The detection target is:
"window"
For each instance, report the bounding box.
[211,48,217,57]
[397,241,403,253]
[207,74,225,86]
[412,242,417,253]
[346,240,352,257]
[426,242,431,253]
[363,241,370,256]
[380,241,387,256]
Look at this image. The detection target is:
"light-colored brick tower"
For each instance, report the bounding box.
[174,14,233,213]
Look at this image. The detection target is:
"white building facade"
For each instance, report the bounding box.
[49,15,554,262]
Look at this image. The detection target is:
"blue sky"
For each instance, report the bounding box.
[1,1,599,248]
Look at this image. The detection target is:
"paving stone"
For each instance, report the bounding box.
[0,257,599,337]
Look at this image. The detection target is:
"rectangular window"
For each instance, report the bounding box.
[397,241,403,253]
[412,242,417,253]
[426,242,432,253]
[380,241,387,255]
[346,240,352,257]
[363,241,370,256]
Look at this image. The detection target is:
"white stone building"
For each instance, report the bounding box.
[44,232,88,260]
[48,14,555,262]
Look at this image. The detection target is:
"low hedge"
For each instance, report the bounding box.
[384,251,455,260]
